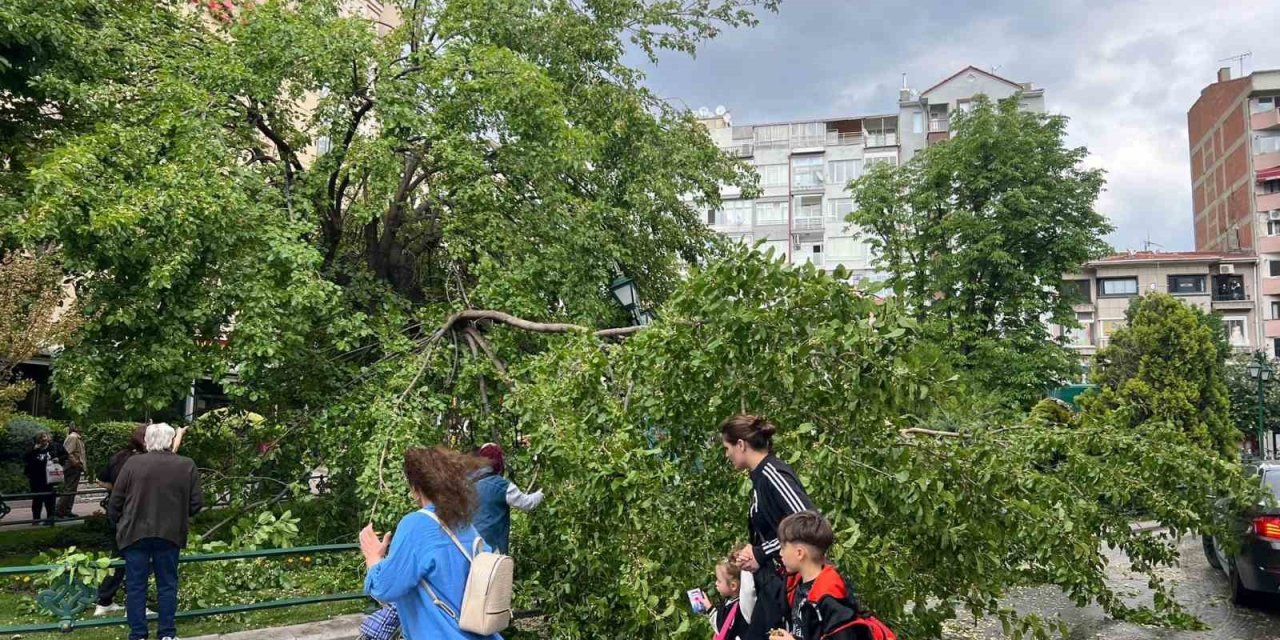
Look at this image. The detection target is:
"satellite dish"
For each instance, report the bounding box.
[714,105,727,116]
[697,107,711,117]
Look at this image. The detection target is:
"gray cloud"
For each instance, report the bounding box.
[635,0,1280,252]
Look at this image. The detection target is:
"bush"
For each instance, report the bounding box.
[2,414,66,463]
[80,421,140,475]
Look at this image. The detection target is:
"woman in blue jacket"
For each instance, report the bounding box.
[361,446,502,640]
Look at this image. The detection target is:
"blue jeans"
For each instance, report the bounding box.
[122,538,179,640]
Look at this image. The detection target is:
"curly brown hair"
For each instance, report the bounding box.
[403,446,490,529]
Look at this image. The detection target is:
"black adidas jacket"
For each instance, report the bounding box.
[744,454,814,640]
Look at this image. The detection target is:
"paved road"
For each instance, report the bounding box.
[945,535,1280,639]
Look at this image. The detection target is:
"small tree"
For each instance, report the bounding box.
[1224,351,1280,443]
[0,250,81,423]
[1089,293,1236,456]
[849,95,1110,406]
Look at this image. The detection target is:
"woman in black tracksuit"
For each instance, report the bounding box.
[719,414,815,640]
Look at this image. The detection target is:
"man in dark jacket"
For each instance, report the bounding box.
[107,423,202,640]
[22,431,68,525]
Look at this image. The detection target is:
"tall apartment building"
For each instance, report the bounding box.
[1188,66,1280,355]
[697,66,1045,279]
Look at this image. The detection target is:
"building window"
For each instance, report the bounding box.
[827,198,855,222]
[828,236,869,261]
[758,164,788,188]
[1167,275,1206,295]
[315,136,332,155]
[828,160,863,186]
[1099,319,1125,345]
[1253,96,1277,114]
[1274,338,1280,359]
[789,122,825,147]
[1098,277,1138,297]
[755,125,789,147]
[792,194,823,227]
[1271,301,1280,319]
[1223,316,1249,347]
[912,112,923,134]
[1271,261,1280,278]
[711,199,752,227]
[1257,133,1280,155]
[754,201,788,225]
[1268,218,1280,235]
[791,155,825,189]
[1213,274,1246,301]
[864,117,898,147]
[865,155,898,169]
[1263,181,1280,195]
[1060,279,1091,303]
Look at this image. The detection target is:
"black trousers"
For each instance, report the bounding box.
[97,527,125,606]
[29,481,56,522]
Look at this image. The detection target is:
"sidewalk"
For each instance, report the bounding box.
[187,614,362,640]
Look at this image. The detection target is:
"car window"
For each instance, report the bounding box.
[1264,471,1280,499]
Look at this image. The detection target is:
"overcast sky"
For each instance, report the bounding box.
[634,0,1280,252]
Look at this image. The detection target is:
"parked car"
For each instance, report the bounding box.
[1203,461,1280,604]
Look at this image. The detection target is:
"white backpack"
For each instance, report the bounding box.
[419,509,514,635]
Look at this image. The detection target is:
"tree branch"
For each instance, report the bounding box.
[899,427,966,439]
[429,310,644,342]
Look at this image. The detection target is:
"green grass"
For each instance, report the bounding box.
[0,591,366,639]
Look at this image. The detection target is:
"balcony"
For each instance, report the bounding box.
[864,133,898,148]
[1259,234,1280,254]
[1267,320,1280,339]
[1263,277,1280,297]
[1254,108,1280,131]
[1259,191,1280,212]
[1257,150,1280,171]
[792,216,826,231]
[727,143,754,158]
[825,131,863,146]
[928,118,950,133]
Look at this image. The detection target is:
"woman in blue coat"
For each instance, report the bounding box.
[361,446,502,640]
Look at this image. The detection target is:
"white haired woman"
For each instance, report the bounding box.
[107,423,203,640]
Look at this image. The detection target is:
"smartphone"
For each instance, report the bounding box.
[686,588,712,614]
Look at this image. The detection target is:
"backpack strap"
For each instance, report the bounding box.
[415,508,488,621]
[713,602,740,640]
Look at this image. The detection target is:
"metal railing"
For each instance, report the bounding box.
[825,131,862,146]
[0,544,364,634]
[928,118,949,133]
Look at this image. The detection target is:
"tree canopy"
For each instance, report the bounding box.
[849,96,1111,407]
[1088,293,1237,456]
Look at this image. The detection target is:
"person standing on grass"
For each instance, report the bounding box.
[93,424,148,617]
[56,424,86,518]
[108,423,203,640]
[22,431,68,526]
[719,415,815,640]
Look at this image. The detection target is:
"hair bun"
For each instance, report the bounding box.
[758,421,777,437]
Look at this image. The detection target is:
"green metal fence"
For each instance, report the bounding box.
[0,543,365,634]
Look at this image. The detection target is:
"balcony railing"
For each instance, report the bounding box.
[928,118,949,133]
[825,131,863,146]
[793,215,825,231]
[864,133,898,147]
[727,143,754,158]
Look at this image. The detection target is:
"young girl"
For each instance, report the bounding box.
[711,546,750,640]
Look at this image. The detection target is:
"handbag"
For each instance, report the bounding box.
[45,460,65,485]
[358,605,402,640]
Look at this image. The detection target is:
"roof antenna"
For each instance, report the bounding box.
[990,64,1002,75]
[901,72,908,89]
[1142,235,1164,252]
[1219,51,1252,78]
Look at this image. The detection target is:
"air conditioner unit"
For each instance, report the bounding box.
[1269,210,1280,221]
[1220,264,1236,274]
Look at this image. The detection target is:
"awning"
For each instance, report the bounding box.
[1259,166,1280,182]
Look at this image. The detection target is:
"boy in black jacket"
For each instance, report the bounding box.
[762,512,893,640]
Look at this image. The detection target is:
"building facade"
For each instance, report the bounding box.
[697,66,1045,279]
[1055,252,1260,364]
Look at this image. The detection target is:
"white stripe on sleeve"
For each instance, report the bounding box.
[763,464,807,514]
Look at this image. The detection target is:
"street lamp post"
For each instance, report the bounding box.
[608,275,656,326]
[1246,357,1274,459]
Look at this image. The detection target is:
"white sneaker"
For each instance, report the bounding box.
[93,604,123,617]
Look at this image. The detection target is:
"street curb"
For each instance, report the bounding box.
[185,614,362,640]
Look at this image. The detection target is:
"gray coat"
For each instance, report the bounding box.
[107,451,203,549]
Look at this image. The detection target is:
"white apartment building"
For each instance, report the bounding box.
[697,66,1045,280]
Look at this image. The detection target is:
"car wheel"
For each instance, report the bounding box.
[1202,536,1222,570]
[1228,563,1255,607]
